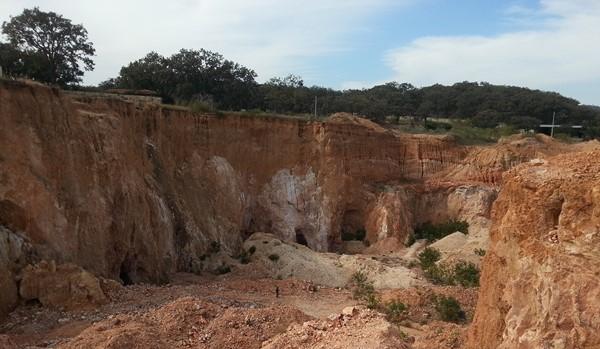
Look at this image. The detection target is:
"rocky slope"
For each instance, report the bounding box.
[466,150,600,348]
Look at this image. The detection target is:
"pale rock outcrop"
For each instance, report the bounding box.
[243,233,421,289]
[256,169,330,251]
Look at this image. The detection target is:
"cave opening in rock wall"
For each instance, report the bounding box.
[295,228,308,246]
[119,261,134,286]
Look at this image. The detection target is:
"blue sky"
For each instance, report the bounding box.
[2,0,599,105]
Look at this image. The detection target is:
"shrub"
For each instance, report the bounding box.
[424,120,452,131]
[268,254,280,262]
[215,264,231,275]
[453,261,480,287]
[414,220,469,242]
[418,247,441,269]
[248,245,256,255]
[424,263,455,285]
[350,271,380,309]
[435,296,465,323]
[421,259,480,287]
[385,300,408,324]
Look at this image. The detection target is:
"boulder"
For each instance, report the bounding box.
[19,261,108,310]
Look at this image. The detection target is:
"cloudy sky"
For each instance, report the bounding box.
[1,0,599,104]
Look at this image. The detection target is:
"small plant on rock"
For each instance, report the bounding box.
[474,248,486,256]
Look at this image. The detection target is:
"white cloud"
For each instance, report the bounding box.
[0,0,407,84]
[385,0,600,104]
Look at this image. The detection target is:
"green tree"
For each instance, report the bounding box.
[109,49,257,109]
[2,7,95,85]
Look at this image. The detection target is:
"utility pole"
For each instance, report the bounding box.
[551,111,556,138]
[314,96,318,118]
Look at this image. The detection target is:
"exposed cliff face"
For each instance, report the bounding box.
[467,151,600,349]
[0,81,469,289]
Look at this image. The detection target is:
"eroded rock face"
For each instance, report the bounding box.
[467,151,600,349]
[19,261,109,310]
[0,81,471,285]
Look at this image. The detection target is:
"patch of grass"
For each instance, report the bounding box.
[414,220,469,242]
[268,253,280,262]
[418,247,441,269]
[435,296,466,323]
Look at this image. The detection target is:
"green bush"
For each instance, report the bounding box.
[453,261,480,287]
[418,247,441,269]
[424,120,452,131]
[414,220,469,242]
[474,248,486,256]
[435,296,465,323]
[421,258,481,287]
[384,300,408,324]
[268,253,280,262]
[350,271,380,309]
[424,263,455,285]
